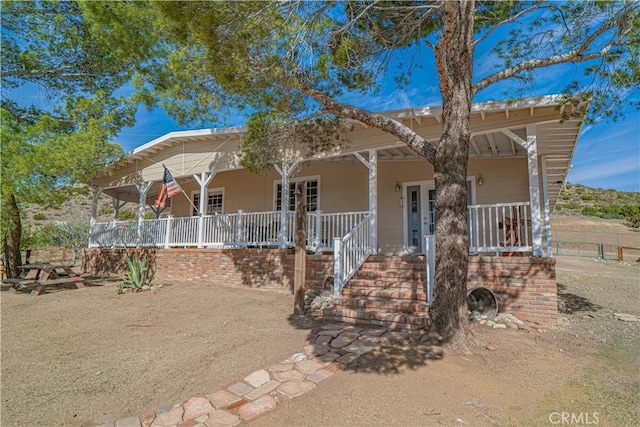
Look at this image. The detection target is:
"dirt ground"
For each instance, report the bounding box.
[1,216,639,427]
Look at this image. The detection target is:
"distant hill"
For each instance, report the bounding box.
[555,183,640,219]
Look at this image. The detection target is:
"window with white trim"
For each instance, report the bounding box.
[192,189,224,215]
[275,177,319,212]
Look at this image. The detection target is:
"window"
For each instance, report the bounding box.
[192,189,224,215]
[275,178,319,212]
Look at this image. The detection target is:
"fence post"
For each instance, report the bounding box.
[333,237,343,298]
[197,214,205,248]
[111,219,117,248]
[164,216,173,249]
[314,210,323,254]
[236,210,244,246]
[598,243,604,259]
[618,246,623,261]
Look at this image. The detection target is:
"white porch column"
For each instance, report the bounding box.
[354,150,378,254]
[193,171,216,248]
[90,188,103,226]
[112,197,127,220]
[526,124,543,257]
[135,182,151,248]
[540,155,553,257]
[368,149,378,253]
[274,160,299,249]
[89,188,102,248]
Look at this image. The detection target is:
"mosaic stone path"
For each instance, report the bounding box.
[98,324,411,427]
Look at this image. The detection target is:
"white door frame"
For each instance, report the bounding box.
[401,177,477,253]
[402,180,434,253]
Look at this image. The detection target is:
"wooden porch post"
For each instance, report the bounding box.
[540,155,553,257]
[135,182,151,248]
[193,171,216,248]
[112,197,127,221]
[526,124,543,257]
[353,150,378,254]
[294,182,307,315]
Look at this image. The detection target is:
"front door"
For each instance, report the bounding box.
[405,182,435,253]
[404,179,475,253]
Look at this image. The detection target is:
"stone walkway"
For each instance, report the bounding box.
[98,324,411,427]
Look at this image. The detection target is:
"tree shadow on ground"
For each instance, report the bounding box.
[287,313,444,375]
[557,282,602,313]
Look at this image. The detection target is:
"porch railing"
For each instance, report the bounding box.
[89,210,370,251]
[332,213,374,298]
[467,202,532,254]
[424,235,435,306]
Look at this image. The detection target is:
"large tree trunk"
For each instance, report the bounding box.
[430,0,475,350]
[3,192,23,278]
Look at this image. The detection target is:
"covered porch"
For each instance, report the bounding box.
[86,96,586,327]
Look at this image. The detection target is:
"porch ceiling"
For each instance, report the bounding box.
[318,117,581,210]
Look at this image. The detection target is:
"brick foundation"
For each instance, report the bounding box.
[83,249,557,325]
[467,255,558,324]
[83,248,333,294]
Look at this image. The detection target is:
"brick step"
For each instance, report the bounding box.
[343,288,427,302]
[359,261,425,271]
[332,297,428,313]
[323,307,429,331]
[354,270,424,281]
[367,255,424,263]
[348,278,426,290]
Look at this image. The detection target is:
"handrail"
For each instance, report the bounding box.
[424,235,435,306]
[332,214,374,298]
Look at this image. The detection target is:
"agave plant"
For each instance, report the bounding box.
[120,255,157,292]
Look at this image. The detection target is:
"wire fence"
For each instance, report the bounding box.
[552,230,639,247]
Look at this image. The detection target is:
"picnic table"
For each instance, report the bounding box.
[2,263,87,296]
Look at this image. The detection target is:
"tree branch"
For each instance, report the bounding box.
[1,66,96,79]
[299,84,436,163]
[472,13,632,95]
[474,1,546,47]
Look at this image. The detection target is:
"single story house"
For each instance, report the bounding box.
[85,95,587,329]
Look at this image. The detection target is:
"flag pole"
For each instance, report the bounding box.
[163,165,200,215]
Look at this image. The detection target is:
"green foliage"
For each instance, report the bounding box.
[119,256,157,293]
[240,113,351,173]
[20,223,40,250]
[621,204,640,228]
[0,0,146,272]
[118,209,137,221]
[22,212,90,263]
[557,184,640,220]
[32,213,47,221]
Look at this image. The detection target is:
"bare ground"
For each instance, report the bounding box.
[1,216,639,426]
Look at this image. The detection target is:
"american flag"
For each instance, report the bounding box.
[153,166,181,208]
